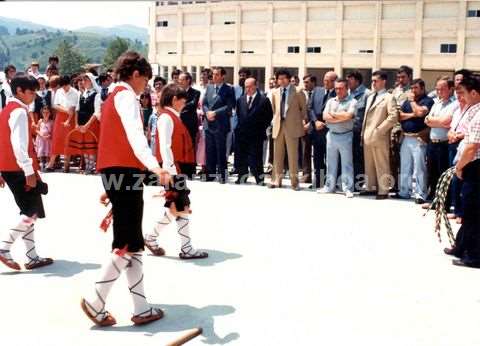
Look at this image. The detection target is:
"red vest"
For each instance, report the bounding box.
[0,101,39,172]
[155,108,195,173]
[97,86,146,171]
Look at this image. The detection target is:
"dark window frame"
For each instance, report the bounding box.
[358,49,374,54]
[287,46,300,54]
[467,9,480,17]
[440,43,457,53]
[307,46,321,53]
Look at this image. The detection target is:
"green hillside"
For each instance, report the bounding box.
[0,28,147,71]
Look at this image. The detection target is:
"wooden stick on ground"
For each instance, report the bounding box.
[166,328,203,346]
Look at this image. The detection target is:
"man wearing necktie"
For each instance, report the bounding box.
[234,77,273,185]
[202,67,236,183]
[269,69,307,190]
[360,70,398,199]
[229,68,251,176]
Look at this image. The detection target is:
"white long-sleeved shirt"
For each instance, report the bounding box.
[54,86,80,110]
[8,98,34,176]
[3,82,12,98]
[156,106,179,175]
[114,81,159,171]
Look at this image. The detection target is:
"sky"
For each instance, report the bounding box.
[0,1,151,29]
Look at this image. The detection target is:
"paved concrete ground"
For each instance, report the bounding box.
[0,172,479,346]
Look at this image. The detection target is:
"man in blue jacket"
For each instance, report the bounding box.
[202,67,236,183]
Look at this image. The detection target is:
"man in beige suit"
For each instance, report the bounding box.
[361,70,399,199]
[269,69,307,190]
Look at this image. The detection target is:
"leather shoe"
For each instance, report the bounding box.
[391,193,408,200]
[268,183,279,189]
[415,198,426,204]
[300,176,312,184]
[375,194,388,200]
[452,258,480,268]
[359,191,377,196]
[444,247,458,256]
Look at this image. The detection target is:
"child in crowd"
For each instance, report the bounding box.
[35,106,53,171]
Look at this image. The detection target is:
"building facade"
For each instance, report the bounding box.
[149,0,480,89]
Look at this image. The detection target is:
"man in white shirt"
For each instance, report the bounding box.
[3,64,16,98]
[28,61,41,79]
[319,79,357,197]
[424,77,458,201]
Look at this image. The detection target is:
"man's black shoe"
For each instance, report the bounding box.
[359,191,376,196]
[452,258,480,268]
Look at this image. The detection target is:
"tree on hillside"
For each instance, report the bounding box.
[0,26,9,36]
[103,37,129,69]
[53,40,87,75]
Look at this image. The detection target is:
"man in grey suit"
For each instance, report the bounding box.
[202,67,236,183]
[303,72,337,188]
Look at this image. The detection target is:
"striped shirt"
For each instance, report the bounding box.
[463,102,480,161]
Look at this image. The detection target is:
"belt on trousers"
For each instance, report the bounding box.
[430,139,448,144]
[404,132,421,137]
[330,130,353,135]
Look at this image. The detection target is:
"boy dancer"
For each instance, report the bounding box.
[80,51,170,327]
[144,84,208,260]
[0,74,53,271]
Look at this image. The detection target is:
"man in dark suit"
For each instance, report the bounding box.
[202,67,236,183]
[303,72,337,188]
[179,72,200,178]
[235,77,273,185]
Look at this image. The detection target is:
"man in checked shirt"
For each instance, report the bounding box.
[451,75,480,268]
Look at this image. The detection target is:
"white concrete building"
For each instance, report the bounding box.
[148,0,480,89]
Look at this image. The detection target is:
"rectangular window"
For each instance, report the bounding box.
[191,66,197,83]
[307,47,321,53]
[467,9,480,17]
[224,50,235,54]
[358,49,374,53]
[287,46,300,54]
[167,51,177,55]
[241,50,254,54]
[155,1,160,6]
[224,21,236,25]
[440,44,457,53]
[157,21,168,27]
